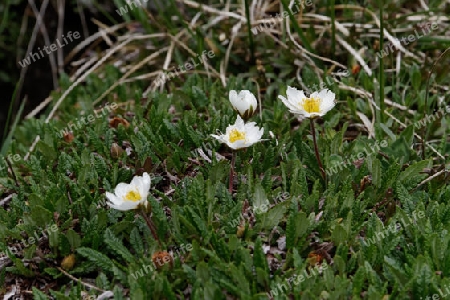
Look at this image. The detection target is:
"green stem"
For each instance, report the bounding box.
[310,118,326,180]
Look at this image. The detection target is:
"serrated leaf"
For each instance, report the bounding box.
[384,256,409,287]
[399,159,430,183]
[370,158,382,188]
[259,202,287,230]
[130,227,144,256]
[331,224,347,244]
[77,247,114,270]
[253,182,268,210]
[286,211,309,249]
[253,237,269,276]
[104,228,135,263]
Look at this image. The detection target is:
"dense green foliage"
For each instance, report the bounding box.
[1,0,450,299]
[1,70,449,298]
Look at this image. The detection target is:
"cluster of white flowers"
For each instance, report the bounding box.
[212,87,336,150]
[212,90,263,150]
[106,86,336,211]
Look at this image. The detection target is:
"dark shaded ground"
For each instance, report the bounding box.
[0,1,116,147]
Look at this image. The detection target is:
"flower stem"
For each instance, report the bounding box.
[229,151,237,194]
[310,118,326,180]
[140,208,162,249]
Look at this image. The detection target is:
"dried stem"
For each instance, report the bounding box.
[140,207,162,249]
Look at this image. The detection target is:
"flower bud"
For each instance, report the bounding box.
[229,90,258,119]
[152,251,173,270]
[61,254,76,270]
[110,143,124,159]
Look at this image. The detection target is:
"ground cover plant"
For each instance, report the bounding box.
[1,0,450,299]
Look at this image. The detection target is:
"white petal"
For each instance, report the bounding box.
[244,123,260,136]
[229,90,238,102]
[235,91,251,114]
[211,134,225,143]
[248,91,258,107]
[114,183,132,199]
[278,95,299,112]
[229,90,257,116]
[107,200,140,211]
[228,139,246,149]
[309,91,320,99]
[294,109,312,118]
[130,173,150,199]
[107,202,125,210]
[140,172,151,198]
[135,181,146,200]
[130,175,143,189]
[255,127,264,140]
[233,115,245,128]
[224,125,234,137]
[240,90,258,110]
[229,90,247,115]
[286,86,306,104]
[249,127,264,143]
[318,90,336,115]
[244,121,258,129]
[142,172,151,186]
[105,192,122,205]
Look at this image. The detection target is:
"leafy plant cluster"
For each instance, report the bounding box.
[0,62,449,299]
[2,0,450,299]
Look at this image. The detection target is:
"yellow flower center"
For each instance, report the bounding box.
[124,189,141,202]
[300,97,321,113]
[229,129,246,143]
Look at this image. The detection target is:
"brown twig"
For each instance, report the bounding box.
[57,266,105,292]
[6,158,19,188]
[140,208,162,249]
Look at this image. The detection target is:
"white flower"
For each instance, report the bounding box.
[278,86,336,118]
[106,172,151,211]
[211,115,264,150]
[229,90,258,119]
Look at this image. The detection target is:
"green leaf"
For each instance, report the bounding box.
[104,228,135,263]
[398,159,430,183]
[66,229,81,250]
[253,237,268,272]
[411,64,421,90]
[30,205,53,227]
[331,224,347,244]
[368,157,382,188]
[384,256,409,287]
[36,140,57,160]
[379,123,396,141]
[186,206,209,239]
[130,227,144,256]
[286,211,309,249]
[32,287,49,300]
[253,182,268,211]
[258,202,287,230]
[77,247,114,271]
